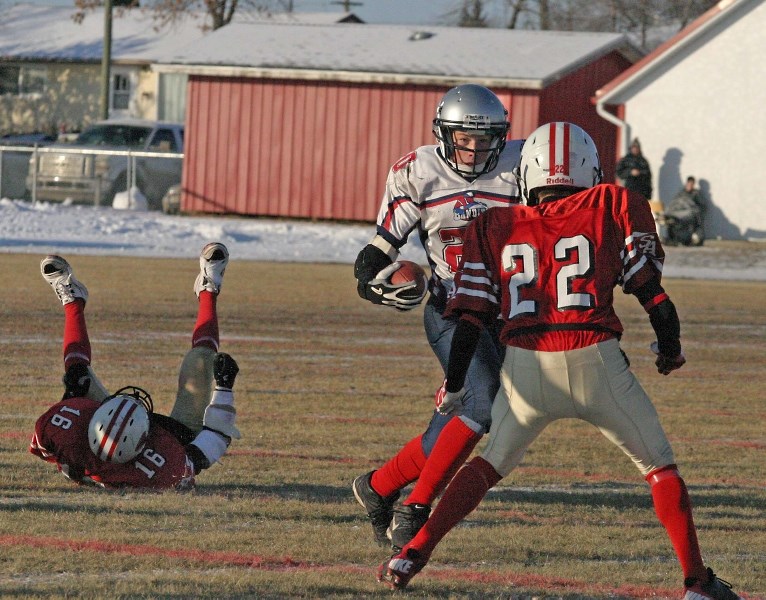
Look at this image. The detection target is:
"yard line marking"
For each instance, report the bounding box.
[0,534,682,598]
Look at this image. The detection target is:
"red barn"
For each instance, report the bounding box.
[154,23,640,220]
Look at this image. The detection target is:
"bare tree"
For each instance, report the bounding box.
[492,0,716,50]
[73,0,276,31]
[505,0,526,28]
[459,0,489,27]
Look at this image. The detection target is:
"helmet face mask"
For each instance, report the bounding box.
[88,386,153,464]
[433,84,510,179]
[514,121,603,205]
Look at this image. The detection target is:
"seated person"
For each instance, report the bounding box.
[664,176,705,246]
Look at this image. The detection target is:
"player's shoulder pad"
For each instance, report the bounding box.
[392,150,418,173]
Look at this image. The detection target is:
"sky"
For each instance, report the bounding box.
[1,198,765,282]
[14,0,496,27]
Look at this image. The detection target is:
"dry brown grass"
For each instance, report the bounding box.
[0,253,763,599]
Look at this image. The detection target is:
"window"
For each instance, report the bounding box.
[148,129,178,152]
[112,73,130,110]
[20,67,47,94]
[0,65,47,95]
[74,125,152,149]
[0,66,20,95]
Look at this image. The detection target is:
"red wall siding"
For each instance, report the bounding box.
[502,90,542,140]
[538,51,633,183]
[182,59,630,220]
[183,79,448,221]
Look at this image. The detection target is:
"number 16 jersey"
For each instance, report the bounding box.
[30,397,196,489]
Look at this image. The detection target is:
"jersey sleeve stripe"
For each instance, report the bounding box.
[462,261,489,270]
[381,196,413,229]
[459,273,493,286]
[454,286,498,304]
[622,254,648,285]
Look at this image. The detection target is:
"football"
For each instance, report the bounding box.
[390,260,429,300]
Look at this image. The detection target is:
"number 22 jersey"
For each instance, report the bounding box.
[447,183,666,351]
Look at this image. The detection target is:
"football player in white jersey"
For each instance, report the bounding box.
[352,84,523,554]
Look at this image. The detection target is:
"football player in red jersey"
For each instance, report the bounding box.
[352,84,523,553]
[378,123,741,600]
[30,243,242,491]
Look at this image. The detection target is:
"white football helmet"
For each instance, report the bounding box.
[515,121,603,205]
[88,386,153,463]
[432,84,510,179]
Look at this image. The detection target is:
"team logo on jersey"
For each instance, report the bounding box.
[453,193,488,221]
[634,231,659,256]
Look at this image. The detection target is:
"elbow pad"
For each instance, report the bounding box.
[188,429,229,471]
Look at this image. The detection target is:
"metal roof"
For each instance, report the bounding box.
[0,4,360,64]
[0,3,639,87]
[154,23,641,89]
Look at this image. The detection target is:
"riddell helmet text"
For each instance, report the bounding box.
[546,175,575,185]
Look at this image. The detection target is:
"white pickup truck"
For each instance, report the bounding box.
[27,119,183,210]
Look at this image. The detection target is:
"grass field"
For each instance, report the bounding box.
[1,253,764,599]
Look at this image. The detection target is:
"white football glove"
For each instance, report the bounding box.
[649,341,686,376]
[366,262,427,311]
[434,380,466,416]
[203,389,241,439]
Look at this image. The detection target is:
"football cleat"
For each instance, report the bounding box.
[388,502,431,553]
[377,547,429,590]
[683,568,741,600]
[40,255,88,305]
[352,470,400,547]
[194,242,229,297]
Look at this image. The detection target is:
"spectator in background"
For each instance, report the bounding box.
[664,176,706,246]
[616,138,652,200]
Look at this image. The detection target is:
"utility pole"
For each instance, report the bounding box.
[99,0,113,120]
[330,0,362,11]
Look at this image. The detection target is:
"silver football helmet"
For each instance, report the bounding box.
[515,121,603,205]
[88,386,153,463]
[432,84,510,179]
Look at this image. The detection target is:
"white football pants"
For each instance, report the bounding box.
[483,338,675,478]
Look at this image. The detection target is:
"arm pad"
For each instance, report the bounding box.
[188,429,229,472]
[445,316,483,393]
[648,299,682,357]
[633,278,681,357]
[202,389,241,439]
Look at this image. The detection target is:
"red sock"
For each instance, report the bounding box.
[405,416,482,506]
[63,299,91,369]
[409,456,501,557]
[371,435,427,498]
[192,291,219,351]
[647,465,707,582]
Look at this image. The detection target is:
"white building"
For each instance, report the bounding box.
[595,0,766,241]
